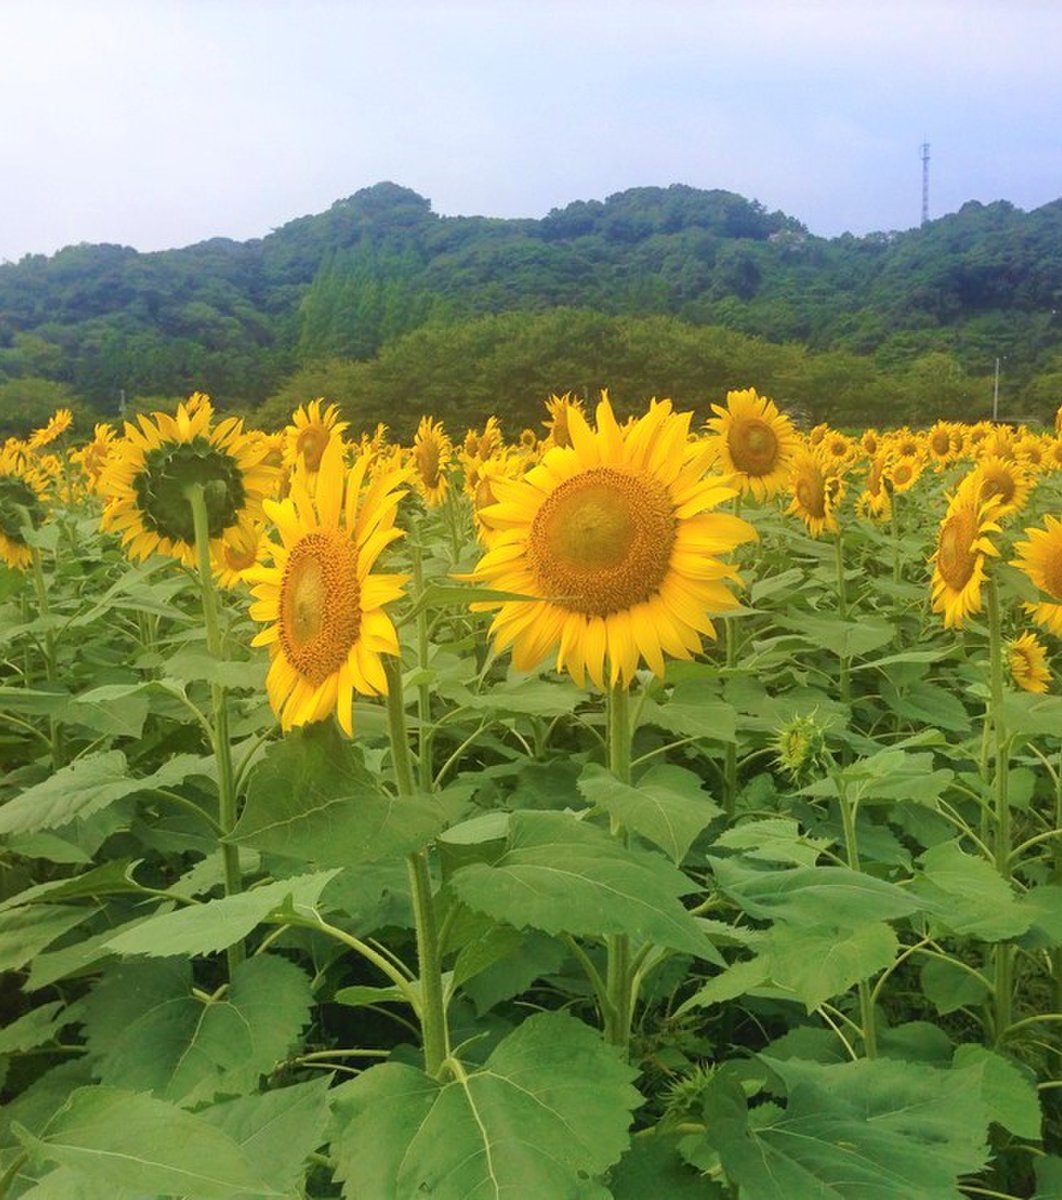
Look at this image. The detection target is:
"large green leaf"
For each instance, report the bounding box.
[14,1086,280,1198]
[451,811,719,959]
[701,1056,988,1199]
[952,1044,1042,1140]
[714,817,830,867]
[577,762,720,863]
[913,842,1032,941]
[608,1131,721,1198]
[230,725,442,865]
[331,1011,640,1199]
[84,956,312,1105]
[0,1002,68,1055]
[776,613,895,659]
[640,682,737,743]
[711,859,922,927]
[0,905,93,972]
[200,1077,332,1197]
[0,859,149,912]
[0,750,201,836]
[103,870,340,958]
[763,921,898,1012]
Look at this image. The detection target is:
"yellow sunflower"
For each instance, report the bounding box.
[1055,404,1062,436]
[542,393,586,450]
[1008,631,1051,694]
[98,396,276,569]
[27,408,73,450]
[246,439,409,735]
[926,421,957,469]
[966,455,1033,518]
[471,394,756,690]
[70,422,117,493]
[1011,514,1062,636]
[860,429,881,457]
[929,480,1003,628]
[283,399,348,478]
[885,453,925,495]
[412,416,453,508]
[786,447,845,537]
[0,447,48,570]
[215,522,268,590]
[857,452,891,523]
[704,387,800,500]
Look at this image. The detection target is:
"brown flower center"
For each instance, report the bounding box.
[527,467,676,617]
[728,418,779,476]
[937,508,978,591]
[279,530,361,685]
[296,425,330,473]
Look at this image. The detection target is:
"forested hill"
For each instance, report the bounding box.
[2,181,1062,431]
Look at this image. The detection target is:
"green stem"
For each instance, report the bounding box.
[384,654,450,1078]
[890,491,902,584]
[30,546,63,768]
[723,617,738,819]
[412,540,434,791]
[185,484,243,976]
[985,575,1012,1044]
[835,530,851,719]
[605,680,635,1056]
[836,772,877,1058]
[0,1151,28,1200]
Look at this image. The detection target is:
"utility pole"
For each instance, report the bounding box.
[921,143,930,226]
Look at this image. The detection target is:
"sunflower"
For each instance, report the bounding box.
[1047,438,1062,473]
[246,440,409,735]
[704,387,800,500]
[99,397,275,569]
[966,455,1033,518]
[857,452,891,522]
[926,421,957,469]
[463,416,503,463]
[885,453,925,495]
[929,480,1003,628]
[786,447,845,537]
[215,522,268,590]
[1008,631,1051,694]
[412,416,452,508]
[1056,404,1062,436]
[0,447,48,570]
[27,408,73,450]
[471,394,756,690]
[283,399,348,479]
[1011,514,1062,635]
[70,422,117,493]
[860,429,881,457]
[542,393,585,450]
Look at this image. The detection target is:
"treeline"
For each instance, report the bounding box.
[1,181,1061,435]
[257,308,1007,439]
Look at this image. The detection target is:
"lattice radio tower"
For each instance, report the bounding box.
[921,142,930,226]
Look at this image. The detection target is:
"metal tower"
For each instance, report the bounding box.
[921,142,930,226]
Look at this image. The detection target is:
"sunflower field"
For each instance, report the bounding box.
[1,389,1062,1199]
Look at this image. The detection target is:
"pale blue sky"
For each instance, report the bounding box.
[3,0,1060,262]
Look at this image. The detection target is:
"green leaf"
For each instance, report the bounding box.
[880,678,972,734]
[676,956,771,1014]
[1034,1156,1062,1199]
[577,762,720,863]
[460,674,584,717]
[103,870,340,958]
[459,928,568,1016]
[701,1056,988,1199]
[14,1086,280,1198]
[451,811,720,959]
[913,842,1032,940]
[711,859,922,927]
[776,613,895,659]
[166,650,267,691]
[952,1045,1042,1140]
[714,817,830,867]
[920,956,991,1015]
[641,682,737,744]
[200,1077,332,1197]
[331,1011,640,1199]
[0,905,93,972]
[608,1131,721,1198]
[0,1002,68,1055]
[230,725,442,865]
[0,859,149,912]
[60,683,152,739]
[1002,693,1062,739]
[0,750,201,836]
[85,956,313,1105]
[764,922,899,1012]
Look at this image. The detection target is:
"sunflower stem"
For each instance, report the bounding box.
[185,482,244,977]
[604,680,636,1056]
[29,545,63,769]
[835,768,877,1058]
[890,491,902,584]
[723,615,738,819]
[383,654,450,1078]
[411,539,434,791]
[985,575,1013,1044]
[835,528,852,722]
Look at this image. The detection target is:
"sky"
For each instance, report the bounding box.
[3,0,1061,263]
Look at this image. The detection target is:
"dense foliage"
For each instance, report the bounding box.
[2,182,1062,432]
